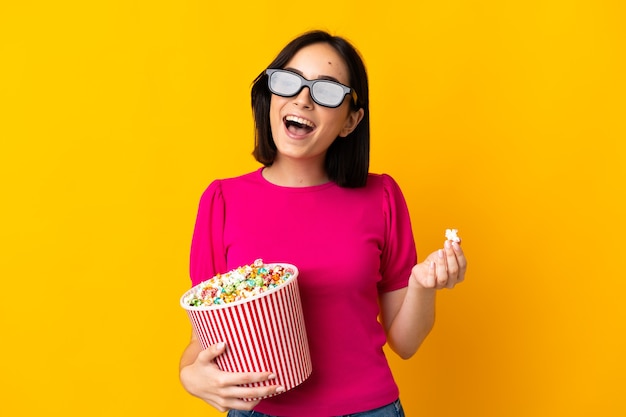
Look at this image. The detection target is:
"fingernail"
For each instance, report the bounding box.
[268,374,277,380]
[438,249,444,258]
[445,240,451,249]
[216,342,225,349]
[275,386,285,393]
[430,261,435,270]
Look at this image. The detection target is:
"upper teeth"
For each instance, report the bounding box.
[285,115,315,128]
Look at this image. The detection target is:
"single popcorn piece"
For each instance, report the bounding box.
[445,228,461,243]
[184,259,294,307]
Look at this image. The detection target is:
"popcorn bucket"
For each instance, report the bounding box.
[180,263,312,398]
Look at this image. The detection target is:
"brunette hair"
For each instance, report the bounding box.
[251,30,370,188]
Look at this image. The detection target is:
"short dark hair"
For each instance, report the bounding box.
[251,30,370,188]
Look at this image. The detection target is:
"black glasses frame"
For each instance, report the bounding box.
[265,68,358,108]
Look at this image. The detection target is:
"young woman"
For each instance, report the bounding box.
[179,30,467,417]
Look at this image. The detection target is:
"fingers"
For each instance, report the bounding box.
[431,240,467,289]
[410,240,467,290]
[211,372,285,411]
[443,241,458,288]
[425,260,436,288]
[411,250,448,289]
[194,341,285,408]
[227,376,285,400]
[197,341,227,365]
[449,240,467,283]
[435,248,449,288]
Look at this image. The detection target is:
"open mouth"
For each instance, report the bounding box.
[284,115,316,136]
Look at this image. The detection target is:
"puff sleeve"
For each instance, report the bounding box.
[378,174,418,293]
[189,180,227,287]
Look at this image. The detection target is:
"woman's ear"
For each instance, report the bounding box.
[339,108,364,137]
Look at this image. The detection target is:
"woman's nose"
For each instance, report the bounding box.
[292,86,313,108]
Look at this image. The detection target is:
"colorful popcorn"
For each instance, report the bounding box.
[183,259,294,307]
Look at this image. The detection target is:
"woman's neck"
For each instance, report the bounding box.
[262,159,329,187]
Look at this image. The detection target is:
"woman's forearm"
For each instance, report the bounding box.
[180,334,202,370]
[386,284,436,359]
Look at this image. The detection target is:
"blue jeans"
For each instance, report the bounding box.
[227,398,405,417]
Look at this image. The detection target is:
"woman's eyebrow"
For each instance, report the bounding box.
[283,67,341,83]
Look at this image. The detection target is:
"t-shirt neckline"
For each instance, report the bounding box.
[255,167,338,192]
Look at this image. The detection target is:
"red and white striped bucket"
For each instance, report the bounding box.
[180,263,312,398]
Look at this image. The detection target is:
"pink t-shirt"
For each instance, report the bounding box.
[189,168,417,416]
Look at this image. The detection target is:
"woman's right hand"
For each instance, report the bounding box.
[180,339,284,412]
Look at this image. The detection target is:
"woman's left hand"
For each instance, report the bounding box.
[410,240,467,290]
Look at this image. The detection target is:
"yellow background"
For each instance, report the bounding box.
[1,0,625,416]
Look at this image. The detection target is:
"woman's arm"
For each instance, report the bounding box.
[379,284,436,359]
[380,240,466,359]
